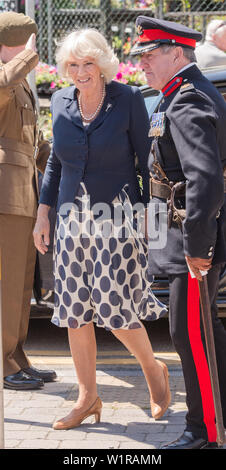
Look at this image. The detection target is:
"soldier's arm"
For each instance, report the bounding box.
[0,49,38,107]
[36,130,51,174]
[169,88,224,260]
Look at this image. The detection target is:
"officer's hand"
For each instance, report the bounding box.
[185,255,212,281]
[33,215,50,255]
[25,33,36,52]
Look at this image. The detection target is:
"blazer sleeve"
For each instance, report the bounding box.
[128,86,151,205]
[39,143,61,207]
[39,97,62,207]
[169,89,224,259]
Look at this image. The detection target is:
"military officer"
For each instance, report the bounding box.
[0,12,56,389]
[131,16,226,448]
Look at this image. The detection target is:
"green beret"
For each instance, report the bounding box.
[0,12,37,47]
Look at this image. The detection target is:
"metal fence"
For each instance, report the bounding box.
[1,0,226,63]
[34,0,226,64]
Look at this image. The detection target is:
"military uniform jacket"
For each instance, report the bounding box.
[148,64,226,275]
[0,49,50,218]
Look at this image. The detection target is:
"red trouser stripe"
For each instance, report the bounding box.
[187,273,217,442]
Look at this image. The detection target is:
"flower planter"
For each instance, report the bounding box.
[36,61,146,97]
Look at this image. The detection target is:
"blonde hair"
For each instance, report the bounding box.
[56,28,119,84]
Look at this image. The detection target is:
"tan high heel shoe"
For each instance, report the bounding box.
[53,396,102,430]
[150,360,171,420]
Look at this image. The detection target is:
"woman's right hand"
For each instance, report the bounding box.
[33,206,50,255]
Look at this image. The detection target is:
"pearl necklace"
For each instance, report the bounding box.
[78,84,106,122]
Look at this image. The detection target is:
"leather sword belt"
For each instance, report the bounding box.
[149,178,186,200]
[150,175,226,200]
[149,177,186,230]
[150,173,226,230]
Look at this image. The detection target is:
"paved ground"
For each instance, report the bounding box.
[0,353,201,450]
[2,352,226,469]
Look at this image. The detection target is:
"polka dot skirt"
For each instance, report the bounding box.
[51,183,167,330]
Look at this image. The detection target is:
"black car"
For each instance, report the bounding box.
[31,66,226,318]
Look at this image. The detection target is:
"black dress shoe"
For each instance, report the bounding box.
[161,431,218,449]
[4,370,44,390]
[23,366,57,383]
[201,442,221,449]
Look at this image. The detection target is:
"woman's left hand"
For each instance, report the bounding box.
[33,204,51,255]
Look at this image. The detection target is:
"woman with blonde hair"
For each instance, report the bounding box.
[33,28,170,430]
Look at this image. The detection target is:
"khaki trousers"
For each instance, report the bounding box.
[0,214,36,376]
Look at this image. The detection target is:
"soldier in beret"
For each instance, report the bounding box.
[0,12,56,389]
[131,16,226,448]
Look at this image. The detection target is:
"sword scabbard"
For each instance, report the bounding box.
[198,275,225,445]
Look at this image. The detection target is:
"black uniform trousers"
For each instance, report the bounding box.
[168,263,226,441]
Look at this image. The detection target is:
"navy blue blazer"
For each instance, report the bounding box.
[39,81,151,212]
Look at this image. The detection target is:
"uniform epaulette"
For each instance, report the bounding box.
[180,81,195,93]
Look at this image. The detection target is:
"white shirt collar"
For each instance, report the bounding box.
[172,62,196,79]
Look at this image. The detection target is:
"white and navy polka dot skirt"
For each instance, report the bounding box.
[51,183,167,330]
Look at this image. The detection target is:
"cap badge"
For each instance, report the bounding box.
[136,25,143,36]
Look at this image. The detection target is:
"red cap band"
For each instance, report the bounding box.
[139,28,196,48]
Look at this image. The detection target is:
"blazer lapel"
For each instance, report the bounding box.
[86,94,115,135]
[63,86,84,130]
[62,82,122,133]
[86,81,122,134]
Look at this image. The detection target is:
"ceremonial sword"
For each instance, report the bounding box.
[198,274,225,446]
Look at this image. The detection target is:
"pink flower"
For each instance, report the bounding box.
[50,82,56,89]
[49,66,57,74]
[116,72,123,79]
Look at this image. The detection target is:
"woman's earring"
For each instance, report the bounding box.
[100,73,104,78]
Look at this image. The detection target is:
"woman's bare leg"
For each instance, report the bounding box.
[52,322,99,429]
[68,322,98,409]
[112,325,166,403]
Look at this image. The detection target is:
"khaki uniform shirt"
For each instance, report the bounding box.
[0,49,50,218]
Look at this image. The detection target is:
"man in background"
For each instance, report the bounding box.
[195,19,226,68]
